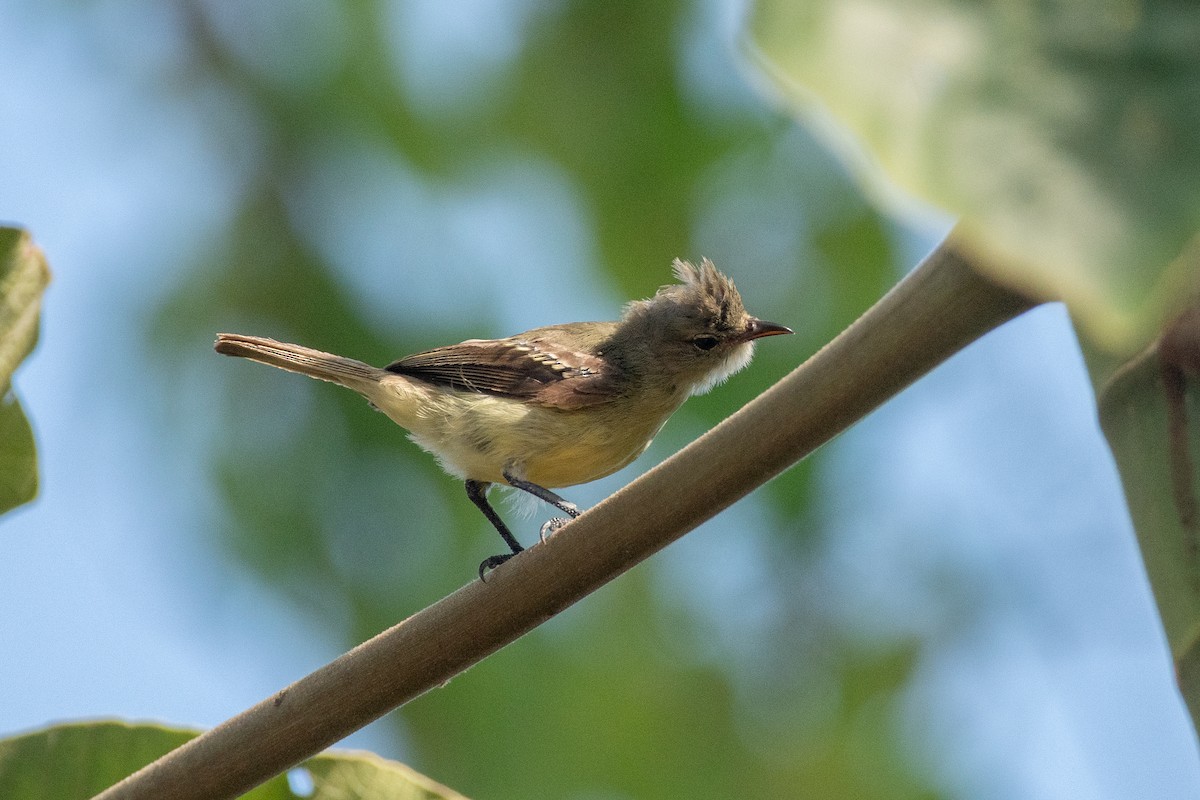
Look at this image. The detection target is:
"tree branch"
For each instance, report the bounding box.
[93,231,1037,800]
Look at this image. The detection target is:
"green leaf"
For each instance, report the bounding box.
[302,750,470,800]
[0,227,48,391]
[0,393,37,512]
[0,720,470,800]
[1097,306,1200,729]
[0,722,194,800]
[0,226,50,515]
[747,0,1200,355]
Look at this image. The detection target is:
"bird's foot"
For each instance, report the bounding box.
[478,552,517,581]
[539,517,572,543]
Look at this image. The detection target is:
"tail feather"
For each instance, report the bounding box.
[214,333,386,393]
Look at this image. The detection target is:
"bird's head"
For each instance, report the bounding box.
[618,258,792,395]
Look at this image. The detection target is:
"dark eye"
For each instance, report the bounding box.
[692,335,719,351]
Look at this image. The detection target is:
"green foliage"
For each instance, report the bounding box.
[1097,309,1200,726]
[749,0,1200,354]
[0,721,466,799]
[0,393,36,515]
[749,0,1200,739]
[0,722,192,800]
[0,226,49,516]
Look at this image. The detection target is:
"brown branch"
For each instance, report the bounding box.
[92,230,1037,800]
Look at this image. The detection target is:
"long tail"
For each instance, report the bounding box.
[214,333,387,394]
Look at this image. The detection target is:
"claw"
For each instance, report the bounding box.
[478,552,516,581]
[539,517,571,543]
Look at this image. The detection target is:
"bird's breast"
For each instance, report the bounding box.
[371,374,684,487]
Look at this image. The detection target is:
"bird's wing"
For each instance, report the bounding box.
[385,336,622,410]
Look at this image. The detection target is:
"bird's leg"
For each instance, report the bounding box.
[466,480,523,580]
[468,474,584,578]
[502,471,582,518]
[502,470,582,542]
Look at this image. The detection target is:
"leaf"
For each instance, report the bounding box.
[1097,305,1200,728]
[747,0,1200,355]
[0,720,470,800]
[0,226,50,515]
[0,393,37,513]
[0,227,48,391]
[303,750,471,800]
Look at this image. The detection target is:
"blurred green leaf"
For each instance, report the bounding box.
[750,0,1200,753]
[0,393,36,514]
[0,720,468,800]
[1097,305,1200,730]
[748,0,1200,354]
[0,722,192,800]
[0,227,47,390]
[0,226,49,515]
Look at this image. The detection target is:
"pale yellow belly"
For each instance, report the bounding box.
[370,374,682,487]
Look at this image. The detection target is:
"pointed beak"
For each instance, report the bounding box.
[744,318,793,341]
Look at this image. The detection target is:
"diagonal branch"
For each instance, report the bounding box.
[93,230,1037,800]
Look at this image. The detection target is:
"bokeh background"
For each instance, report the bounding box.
[2,1,1198,798]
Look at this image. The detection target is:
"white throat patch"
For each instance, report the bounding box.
[691,341,755,396]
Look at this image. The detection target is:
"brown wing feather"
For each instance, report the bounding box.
[385,336,622,409]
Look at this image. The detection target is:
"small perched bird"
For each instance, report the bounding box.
[215,258,791,577]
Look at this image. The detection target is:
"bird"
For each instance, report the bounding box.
[214,258,791,578]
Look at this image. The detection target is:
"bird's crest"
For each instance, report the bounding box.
[658,257,746,330]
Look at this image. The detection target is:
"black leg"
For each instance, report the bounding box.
[466,480,523,580]
[502,471,582,519]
